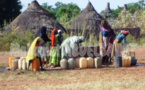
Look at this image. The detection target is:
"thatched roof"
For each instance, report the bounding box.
[69,2,104,37]
[5,1,66,33]
[122,4,128,12]
[104,3,112,15]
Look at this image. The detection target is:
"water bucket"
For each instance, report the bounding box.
[75,58,80,68]
[87,57,94,68]
[80,57,87,69]
[9,57,15,69]
[60,59,68,69]
[18,59,23,70]
[31,59,40,72]
[94,57,102,68]
[22,59,27,70]
[68,58,75,69]
[114,56,122,68]
[12,59,18,70]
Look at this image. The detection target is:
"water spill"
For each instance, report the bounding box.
[136,63,145,66]
[0,68,11,73]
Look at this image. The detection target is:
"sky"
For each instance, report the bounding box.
[20,0,139,13]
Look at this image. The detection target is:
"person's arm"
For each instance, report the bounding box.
[122,37,127,44]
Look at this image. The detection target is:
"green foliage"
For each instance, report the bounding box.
[127,3,141,14]
[41,3,56,19]
[111,6,123,18]
[56,2,81,24]
[138,0,145,8]
[0,31,34,51]
[41,2,80,27]
[0,0,22,27]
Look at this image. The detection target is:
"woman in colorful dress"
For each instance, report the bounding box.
[99,20,116,64]
[26,26,51,71]
[111,30,129,58]
[49,29,61,68]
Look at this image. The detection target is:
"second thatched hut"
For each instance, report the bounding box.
[69,2,104,38]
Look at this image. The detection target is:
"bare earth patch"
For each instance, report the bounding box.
[0,48,145,90]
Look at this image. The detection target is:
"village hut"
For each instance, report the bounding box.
[104,2,112,16]
[122,4,128,12]
[69,1,104,38]
[100,2,112,18]
[5,1,66,33]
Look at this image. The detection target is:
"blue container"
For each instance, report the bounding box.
[114,56,122,68]
[131,56,137,66]
[131,59,137,66]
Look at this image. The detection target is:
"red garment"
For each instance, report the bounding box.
[121,30,129,35]
[51,29,58,47]
[51,33,55,47]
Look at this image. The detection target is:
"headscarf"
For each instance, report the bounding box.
[121,30,129,35]
[35,26,51,43]
[78,36,85,43]
[58,29,62,34]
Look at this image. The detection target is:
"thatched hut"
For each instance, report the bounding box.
[104,3,112,15]
[122,4,128,12]
[5,1,66,33]
[100,2,112,18]
[69,1,104,38]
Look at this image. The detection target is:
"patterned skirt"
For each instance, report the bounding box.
[49,46,60,66]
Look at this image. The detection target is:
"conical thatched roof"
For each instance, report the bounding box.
[104,2,112,15]
[5,1,66,33]
[122,4,128,12]
[69,2,104,37]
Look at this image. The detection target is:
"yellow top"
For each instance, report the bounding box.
[26,37,41,62]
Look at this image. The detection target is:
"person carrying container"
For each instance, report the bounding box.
[26,26,51,71]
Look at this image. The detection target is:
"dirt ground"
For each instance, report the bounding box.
[0,47,145,90]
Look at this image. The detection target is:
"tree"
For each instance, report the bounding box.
[41,3,56,19]
[41,2,81,26]
[127,2,141,14]
[111,6,123,18]
[0,0,22,27]
[56,3,80,23]
[138,0,145,8]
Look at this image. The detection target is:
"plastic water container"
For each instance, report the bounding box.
[80,57,87,69]
[18,59,23,70]
[68,58,75,69]
[75,58,80,68]
[12,59,18,70]
[114,56,122,68]
[60,59,68,69]
[131,59,137,66]
[87,57,94,68]
[9,57,15,69]
[94,57,102,68]
[22,59,27,70]
[122,56,131,67]
[127,56,131,67]
[31,59,40,72]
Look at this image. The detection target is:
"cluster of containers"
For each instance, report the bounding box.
[60,57,102,69]
[114,51,137,68]
[9,57,40,71]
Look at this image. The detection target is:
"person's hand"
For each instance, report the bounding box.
[52,46,54,50]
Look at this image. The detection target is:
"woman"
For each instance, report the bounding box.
[26,26,51,71]
[61,36,85,59]
[49,29,60,68]
[57,30,63,45]
[111,30,129,58]
[100,20,115,64]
